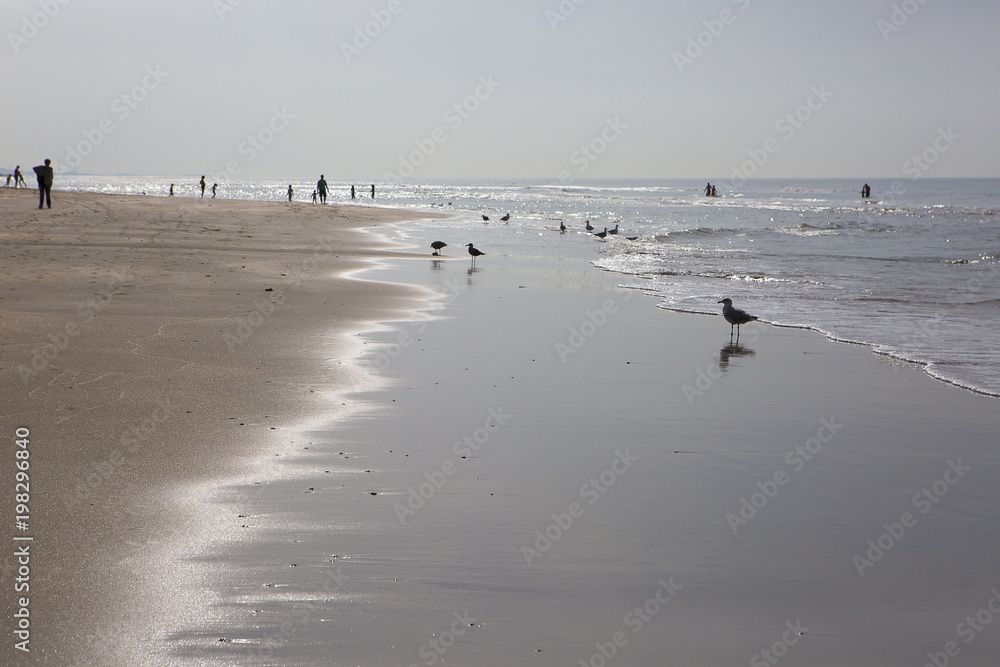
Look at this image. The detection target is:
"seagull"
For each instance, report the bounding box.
[501,213,510,222]
[559,221,567,232]
[430,241,447,255]
[718,298,758,341]
[466,243,485,266]
[594,228,608,239]
[626,236,638,241]
[482,215,490,222]
[608,224,619,235]
[585,220,594,231]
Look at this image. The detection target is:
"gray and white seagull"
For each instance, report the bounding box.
[718,298,757,341]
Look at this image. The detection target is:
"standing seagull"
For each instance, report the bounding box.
[466,243,485,267]
[430,241,447,255]
[585,220,594,231]
[559,221,567,232]
[594,228,608,239]
[501,213,511,222]
[482,215,490,222]
[608,224,619,235]
[718,298,758,341]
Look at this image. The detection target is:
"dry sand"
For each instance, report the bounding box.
[0,188,435,665]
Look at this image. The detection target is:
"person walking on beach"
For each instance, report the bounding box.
[351,185,355,199]
[33,159,53,209]
[15,165,26,188]
[4,174,10,187]
[200,176,206,198]
[317,175,329,204]
[371,184,375,199]
[287,185,293,202]
[212,183,218,198]
[169,184,174,196]
[312,190,318,204]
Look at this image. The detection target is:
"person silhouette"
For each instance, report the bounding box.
[705,182,712,197]
[33,159,54,209]
[711,185,717,197]
[14,165,26,188]
[200,175,206,198]
[317,175,329,204]
[169,184,174,196]
[351,185,355,199]
[212,183,218,198]
[370,184,375,199]
[4,174,10,187]
[287,185,293,202]
[861,183,871,198]
[312,190,318,204]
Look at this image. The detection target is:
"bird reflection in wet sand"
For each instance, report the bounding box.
[718,342,756,373]
[430,259,444,271]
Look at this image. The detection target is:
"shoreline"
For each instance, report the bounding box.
[0,188,438,664]
[163,220,1000,665]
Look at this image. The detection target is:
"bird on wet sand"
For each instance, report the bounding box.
[718,298,758,341]
[501,213,511,222]
[585,220,594,231]
[608,224,619,235]
[594,228,608,239]
[466,243,485,266]
[430,241,447,255]
[482,215,490,222]
[559,221,567,232]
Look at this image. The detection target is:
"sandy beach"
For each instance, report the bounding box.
[0,188,435,665]
[3,189,1000,666]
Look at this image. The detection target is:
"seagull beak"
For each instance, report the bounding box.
[717,300,725,304]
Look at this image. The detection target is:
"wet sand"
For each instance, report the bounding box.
[3,188,1000,666]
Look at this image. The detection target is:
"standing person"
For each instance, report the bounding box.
[200,176,206,198]
[287,185,293,202]
[705,182,712,197]
[370,184,375,199]
[15,165,26,188]
[351,185,355,199]
[861,183,871,199]
[212,183,218,198]
[317,174,329,204]
[33,159,54,209]
[5,174,10,187]
[169,184,174,196]
[312,190,318,204]
[711,185,717,197]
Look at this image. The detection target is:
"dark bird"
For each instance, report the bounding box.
[430,241,447,255]
[718,298,758,341]
[608,224,619,235]
[594,228,608,239]
[585,220,594,231]
[501,213,511,222]
[626,236,639,241]
[559,221,567,232]
[482,215,490,222]
[466,243,485,266]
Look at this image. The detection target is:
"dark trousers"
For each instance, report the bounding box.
[38,185,51,208]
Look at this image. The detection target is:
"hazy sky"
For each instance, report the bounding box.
[3,0,997,180]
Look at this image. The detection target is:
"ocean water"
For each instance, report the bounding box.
[57,175,1000,397]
